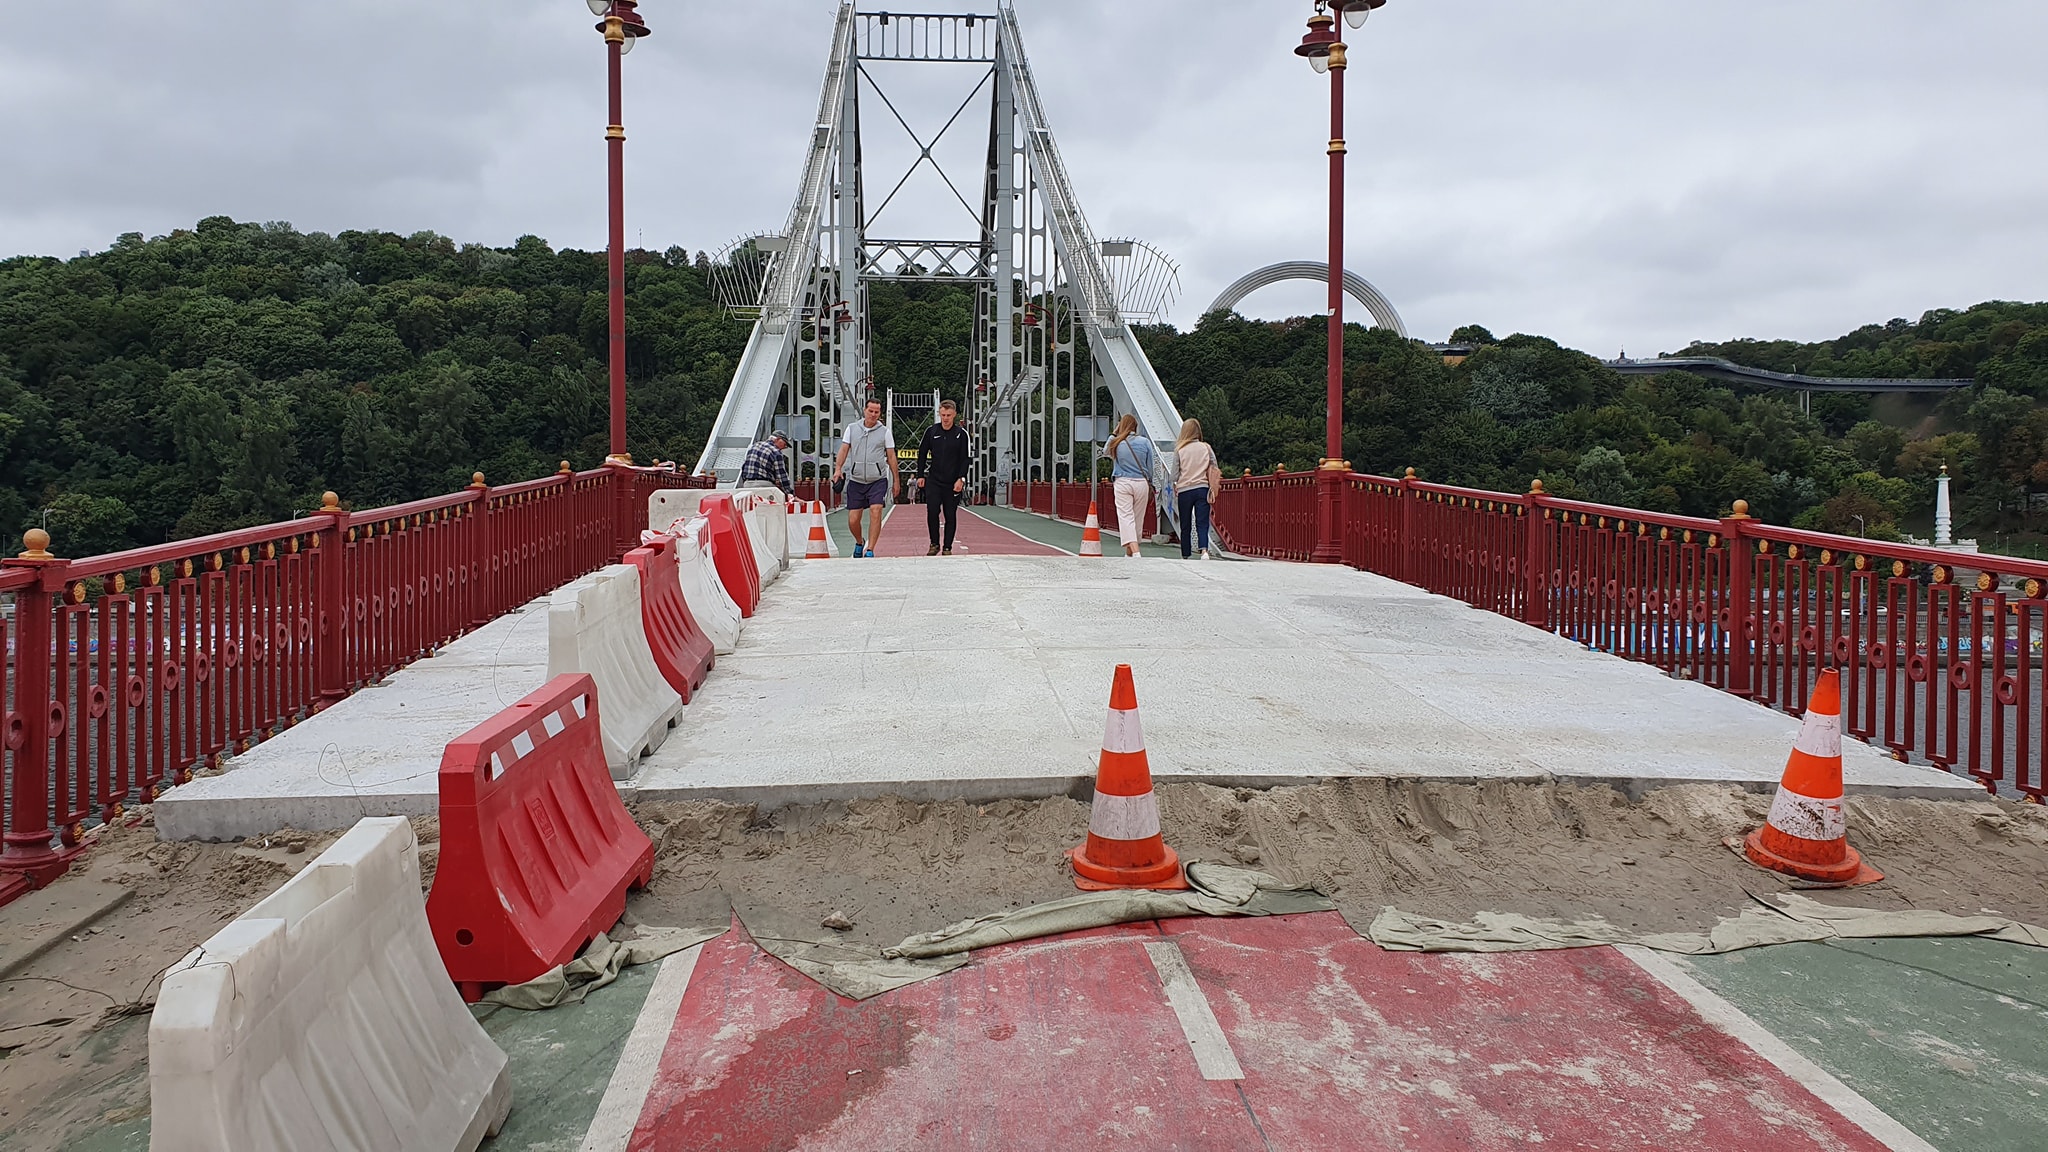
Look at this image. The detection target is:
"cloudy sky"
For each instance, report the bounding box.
[4,1,2044,355]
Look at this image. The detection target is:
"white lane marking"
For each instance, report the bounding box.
[579,942,707,1152]
[1144,940,1245,1081]
[964,508,1077,556]
[1615,944,1936,1152]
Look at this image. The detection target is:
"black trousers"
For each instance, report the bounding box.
[927,485,962,548]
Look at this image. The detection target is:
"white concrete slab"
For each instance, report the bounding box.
[630,556,1977,806]
[154,555,1979,841]
[154,598,554,840]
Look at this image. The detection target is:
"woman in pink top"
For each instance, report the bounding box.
[1173,418,1220,559]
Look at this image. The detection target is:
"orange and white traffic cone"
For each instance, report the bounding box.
[1069,664,1188,891]
[805,502,831,559]
[1743,669,1883,885]
[1079,501,1104,558]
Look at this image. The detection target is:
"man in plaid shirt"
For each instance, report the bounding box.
[738,431,793,495]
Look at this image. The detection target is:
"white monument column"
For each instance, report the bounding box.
[1934,464,1953,547]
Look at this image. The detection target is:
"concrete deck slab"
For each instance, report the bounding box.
[154,598,553,840]
[154,554,1977,840]
[632,556,1975,805]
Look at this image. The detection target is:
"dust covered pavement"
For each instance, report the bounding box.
[4,781,2047,1150]
[629,778,2048,948]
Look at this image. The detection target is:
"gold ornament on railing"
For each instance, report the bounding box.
[18,527,52,560]
[1977,571,1997,593]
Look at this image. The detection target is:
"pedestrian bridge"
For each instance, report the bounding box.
[146,488,1975,842]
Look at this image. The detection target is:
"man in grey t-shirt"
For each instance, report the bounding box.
[832,398,900,558]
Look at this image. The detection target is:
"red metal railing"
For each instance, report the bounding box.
[1009,481,1160,538]
[1,464,706,901]
[1215,468,2048,802]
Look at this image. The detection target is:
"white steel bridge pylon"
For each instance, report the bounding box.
[693,3,1184,508]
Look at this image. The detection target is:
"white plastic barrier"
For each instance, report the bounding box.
[677,517,742,655]
[648,488,712,534]
[737,492,786,586]
[784,500,841,558]
[149,817,512,1152]
[548,563,683,779]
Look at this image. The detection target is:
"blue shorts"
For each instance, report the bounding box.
[846,477,890,510]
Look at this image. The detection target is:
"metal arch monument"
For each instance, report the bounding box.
[1205,260,1408,338]
[692,3,1184,498]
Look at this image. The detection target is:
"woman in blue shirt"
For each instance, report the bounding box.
[1104,414,1162,557]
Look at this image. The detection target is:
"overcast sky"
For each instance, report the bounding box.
[4,1,2044,355]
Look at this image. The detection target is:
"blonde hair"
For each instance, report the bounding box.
[1175,418,1204,451]
[1104,412,1140,459]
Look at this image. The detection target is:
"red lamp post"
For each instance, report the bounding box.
[591,0,651,463]
[1295,0,1383,563]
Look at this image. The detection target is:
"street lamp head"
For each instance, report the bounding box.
[1337,0,1386,29]
[1294,12,1338,72]
[595,0,651,45]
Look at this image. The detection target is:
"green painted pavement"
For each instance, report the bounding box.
[1683,937,2048,1152]
[972,502,1192,558]
[469,960,658,1150]
[46,964,658,1152]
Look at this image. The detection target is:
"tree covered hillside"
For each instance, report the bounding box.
[5,216,2046,555]
[0,218,749,555]
[1145,302,2048,541]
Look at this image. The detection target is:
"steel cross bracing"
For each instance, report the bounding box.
[696,2,1183,525]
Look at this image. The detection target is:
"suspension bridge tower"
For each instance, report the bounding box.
[694,3,1184,506]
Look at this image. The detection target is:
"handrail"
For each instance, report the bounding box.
[1,464,709,902]
[1215,468,2048,802]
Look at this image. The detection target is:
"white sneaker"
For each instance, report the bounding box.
[1199,549,1211,560]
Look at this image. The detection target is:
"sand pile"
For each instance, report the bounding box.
[631,779,2048,946]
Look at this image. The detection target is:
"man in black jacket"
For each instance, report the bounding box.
[916,399,971,555]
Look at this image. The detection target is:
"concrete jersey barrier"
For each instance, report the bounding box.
[148,816,512,1152]
[547,563,683,779]
[676,518,742,655]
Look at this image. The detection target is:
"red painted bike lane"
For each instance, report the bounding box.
[1161,914,1888,1151]
[626,920,1259,1150]
[623,912,1893,1151]
[867,506,1067,557]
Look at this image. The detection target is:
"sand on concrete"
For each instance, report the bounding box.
[8,781,2046,1149]
[627,780,2048,958]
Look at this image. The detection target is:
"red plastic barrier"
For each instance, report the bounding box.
[698,493,761,618]
[426,673,655,1002]
[623,537,714,703]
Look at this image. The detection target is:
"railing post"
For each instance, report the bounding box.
[610,461,637,559]
[1522,478,1549,628]
[469,472,493,629]
[1398,467,1418,586]
[1722,499,1755,697]
[312,492,350,710]
[2,530,70,888]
